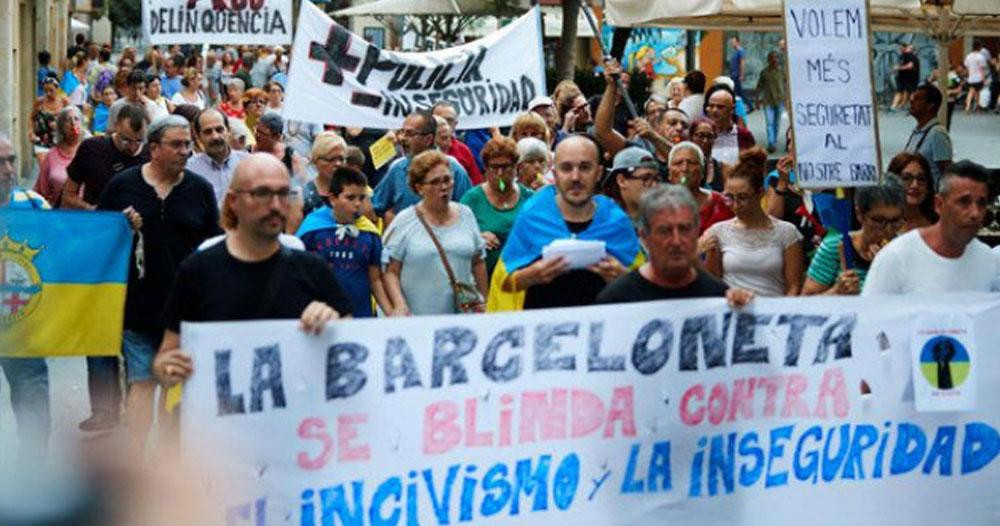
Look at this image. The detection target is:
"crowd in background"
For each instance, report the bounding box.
[1,32,998,465]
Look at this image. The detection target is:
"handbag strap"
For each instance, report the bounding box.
[415,206,459,288]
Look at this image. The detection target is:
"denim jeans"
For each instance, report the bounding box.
[763,104,783,148]
[86,356,121,419]
[0,357,50,454]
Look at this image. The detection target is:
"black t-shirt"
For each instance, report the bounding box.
[68,135,150,205]
[98,167,221,335]
[162,243,354,331]
[524,219,608,310]
[898,52,919,83]
[344,127,391,187]
[596,269,728,304]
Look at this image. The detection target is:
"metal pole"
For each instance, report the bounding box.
[580,4,639,119]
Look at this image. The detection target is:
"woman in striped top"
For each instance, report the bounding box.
[801,176,906,295]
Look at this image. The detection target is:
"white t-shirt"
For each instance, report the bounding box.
[170,90,206,110]
[705,216,802,297]
[862,229,1000,295]
[711,124,740,166]
[965,51,988,84]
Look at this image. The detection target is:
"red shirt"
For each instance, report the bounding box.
[447,138,483,185]
[219,101,246,120]
[700,190,735,234]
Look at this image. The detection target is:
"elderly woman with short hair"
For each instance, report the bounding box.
[514,137,551,190]
[802,177,906,295]
[219,77,247,120]
[461,137,535,278]
[34,106,87,205]
[667,140,733,234]
[382,150,487,316]
[303,131,348,215]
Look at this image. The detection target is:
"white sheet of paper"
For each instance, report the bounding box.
[910,312,977,412]
[542,239,607,269]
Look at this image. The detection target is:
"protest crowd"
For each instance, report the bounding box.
[2,10,1000,522]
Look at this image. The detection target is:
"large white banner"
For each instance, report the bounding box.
[181,295,1000,525]
[283,2,546,130]
[142,0,293,46]
[784,0,881,188]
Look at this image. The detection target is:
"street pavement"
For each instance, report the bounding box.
[2,105,999,472]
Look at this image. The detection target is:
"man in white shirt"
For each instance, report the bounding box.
[863,160,1000,295]
[678,70,706,121]
[964,42,988,113]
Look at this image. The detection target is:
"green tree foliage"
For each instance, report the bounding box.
[108,0,142,30]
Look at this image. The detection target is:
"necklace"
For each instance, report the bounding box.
[487,184,518,210]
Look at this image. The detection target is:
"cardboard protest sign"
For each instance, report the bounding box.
[142,0,293,46]
[283,1,546,130]
[180,294,1000,524]
[784,0,882,188]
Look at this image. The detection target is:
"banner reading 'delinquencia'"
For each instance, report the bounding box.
[283,1,546,130]
[142,0,293,46]
[180,294,1000,525]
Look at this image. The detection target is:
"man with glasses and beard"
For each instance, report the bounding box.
[61,103,150,433]
[187,107,249,203]
[488,135,643,311]
[98,115,221,453]
[152,153,353,399]
[371,109,472,225]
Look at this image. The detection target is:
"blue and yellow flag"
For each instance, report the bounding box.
[0,208,131,357]
[487,185,645,312]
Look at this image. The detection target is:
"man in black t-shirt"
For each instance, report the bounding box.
[98,114,221,450]
[598,185,753,307]
[153,153,352,389]
[62,103,150,433]
[63,103,150,209]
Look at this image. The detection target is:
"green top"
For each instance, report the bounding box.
[755,65,786,107]
[806,233,869,288]
[460,183,535,277]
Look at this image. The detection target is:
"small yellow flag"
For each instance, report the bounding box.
[369,133,398,170]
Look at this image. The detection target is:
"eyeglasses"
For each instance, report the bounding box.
[117,135,144,146]
[0,155,16,165]
[318,155,347,164]
[486,162,515,173]
[899,172,928,187]
[865,214,904,229]
[422,176,453,187]
[623,172,661,186]
[693,132,717,141]
[398,128,432,138]
[156,139,192,150]
[233,187,292,202]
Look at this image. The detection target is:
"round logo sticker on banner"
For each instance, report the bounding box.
[918,335,971,390]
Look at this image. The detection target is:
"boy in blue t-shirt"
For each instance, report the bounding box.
[298,168,391,317]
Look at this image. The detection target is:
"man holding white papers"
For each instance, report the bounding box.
[487,135,644,311]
